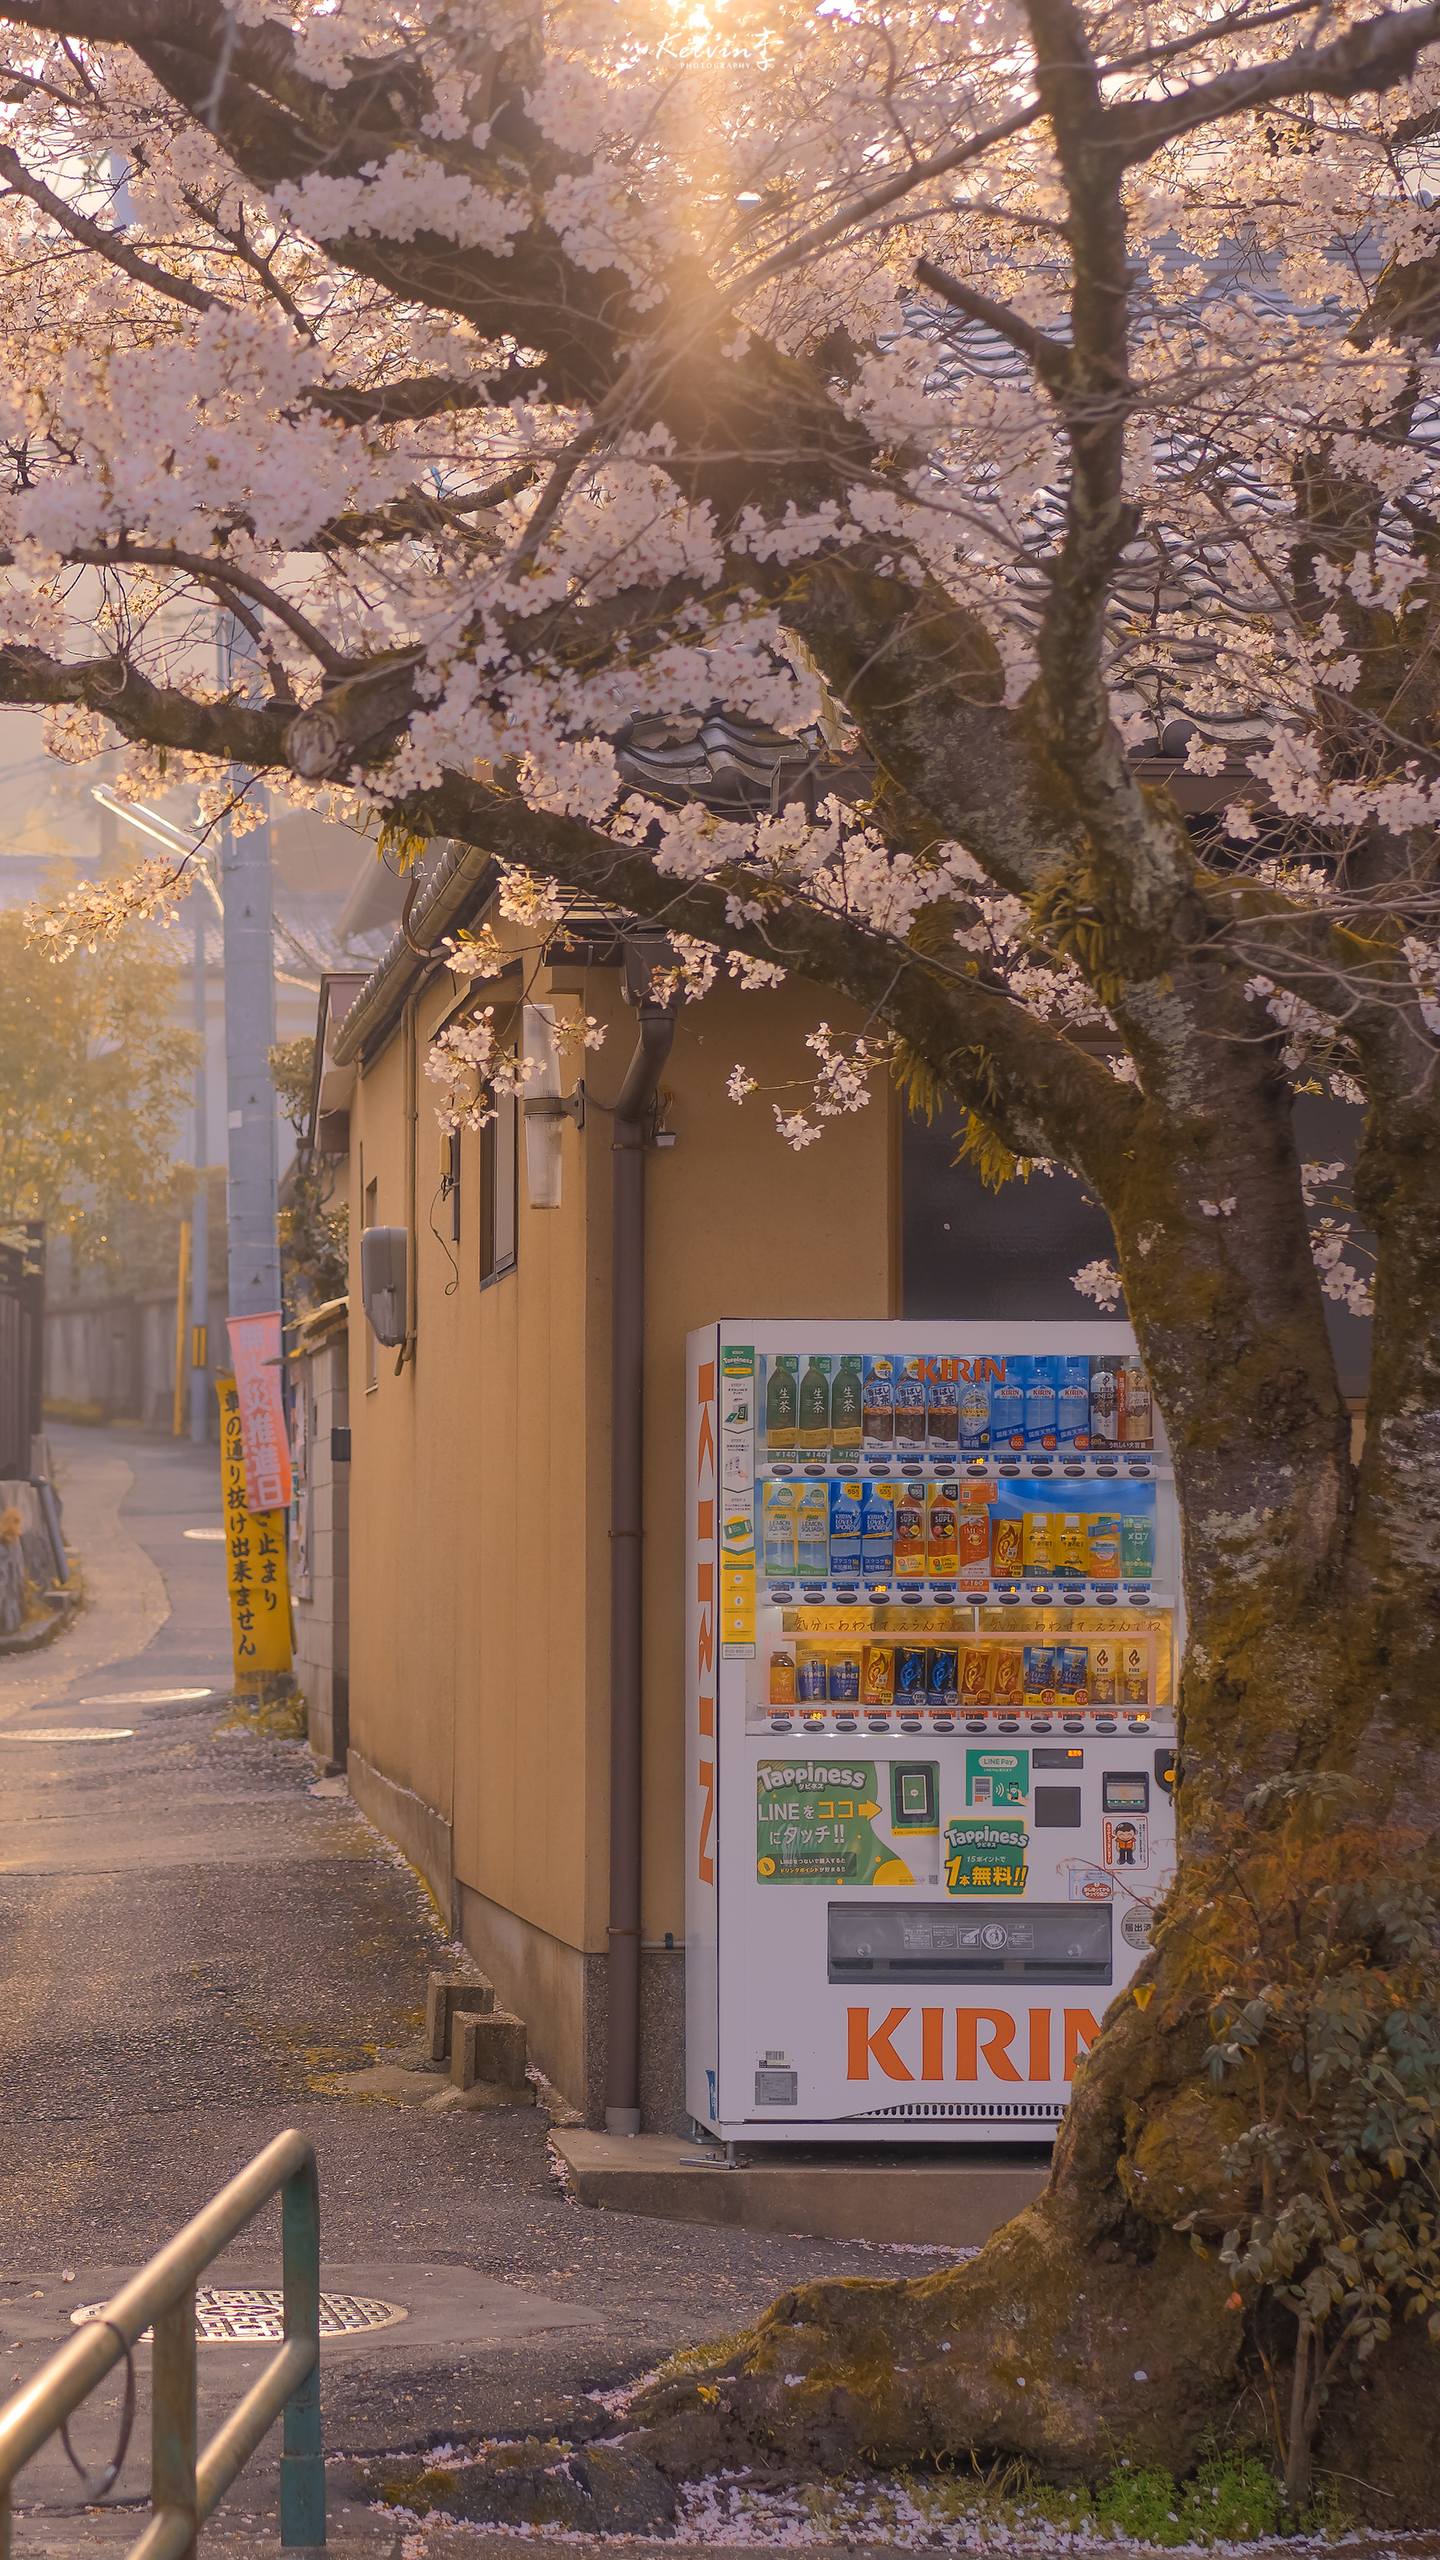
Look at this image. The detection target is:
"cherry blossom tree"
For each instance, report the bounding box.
[4,0,1440,2510]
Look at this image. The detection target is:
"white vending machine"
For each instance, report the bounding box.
[685,1322,1181,2144]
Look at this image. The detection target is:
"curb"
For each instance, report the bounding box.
[0,1590,79,1658]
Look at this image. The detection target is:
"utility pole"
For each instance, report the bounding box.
[188,879,210,1442]
[216,617,283,1323]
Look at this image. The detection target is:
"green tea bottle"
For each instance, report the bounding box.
[830,1355,863,1461]
[765,1354,799,1458]
[798,1354,832,1454]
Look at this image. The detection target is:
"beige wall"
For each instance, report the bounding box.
[345,953,896,2112]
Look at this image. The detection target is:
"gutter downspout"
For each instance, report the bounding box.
[605,996,676,2137]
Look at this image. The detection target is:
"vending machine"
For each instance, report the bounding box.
[685,1322,1181,2144]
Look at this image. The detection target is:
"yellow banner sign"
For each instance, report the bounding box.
[217,1375,293,1682]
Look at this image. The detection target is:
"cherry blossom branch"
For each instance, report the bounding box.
[396,770,1143,1181]
[310,369,549,427]
[912,258,1073,388]
[1107,0,1440,164]
[0,141,217,317]
[52,544,353,676]
[0,139,550,426]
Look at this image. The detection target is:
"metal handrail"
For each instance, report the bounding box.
[0,2129,325,2560]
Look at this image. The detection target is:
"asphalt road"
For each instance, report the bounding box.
[0,1426,920,2554]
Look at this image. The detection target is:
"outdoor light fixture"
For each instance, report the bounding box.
[521,1003,583,1210]
[359,1225,408,1347]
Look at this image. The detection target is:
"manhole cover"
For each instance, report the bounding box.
[73,2288,407,2344]
[79,1688,214,1705]
[0,1728,134,1743]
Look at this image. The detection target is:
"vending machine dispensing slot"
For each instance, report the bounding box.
[687,1321,1181,2146]
[826,1901,1115,1985]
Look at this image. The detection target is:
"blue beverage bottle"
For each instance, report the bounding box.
[829,1481,863,1579]
[989,1359,1025,1450]
[1056,1355,1092,1447]
[1024,1355,1060,1449]
[861,1483,894,1579]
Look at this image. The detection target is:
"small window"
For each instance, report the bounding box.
[480,1084,517,1286]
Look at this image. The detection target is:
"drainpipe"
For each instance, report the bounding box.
[605,986,676,2137]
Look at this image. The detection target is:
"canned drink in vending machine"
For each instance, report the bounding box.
[1023,1644,1059,1705]
[991,1645,1023,1707]
[796,1642,828,1704]
[1057,1644,1089,1703]
[828,1649,861,1704]
[991,1513,1024,1577]
[960,1643,992,1707]
[1121,1639,1151,1705]
[861,1642,895,1706]
[928,1643,960,1706]
[895,1642,930,1704]
[769,1649,796,1706]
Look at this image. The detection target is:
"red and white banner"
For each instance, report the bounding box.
[226,1312,293,1513]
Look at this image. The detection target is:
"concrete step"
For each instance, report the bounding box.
[425,1967,494,2062]
[451,2006,530,2097]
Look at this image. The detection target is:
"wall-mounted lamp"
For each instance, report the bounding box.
[521,1004,584,1208]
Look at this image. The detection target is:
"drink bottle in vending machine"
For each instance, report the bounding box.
[687,1321,1181,2143]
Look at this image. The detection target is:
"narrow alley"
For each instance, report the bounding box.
[0,1428,915,2553]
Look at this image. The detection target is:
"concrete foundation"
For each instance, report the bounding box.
[550,2128,1049,2247]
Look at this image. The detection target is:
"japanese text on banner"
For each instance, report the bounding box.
[226,1312,293,1512]
[217,1374,292,1680]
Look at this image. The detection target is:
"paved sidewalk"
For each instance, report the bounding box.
[0,1428,929,2554]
